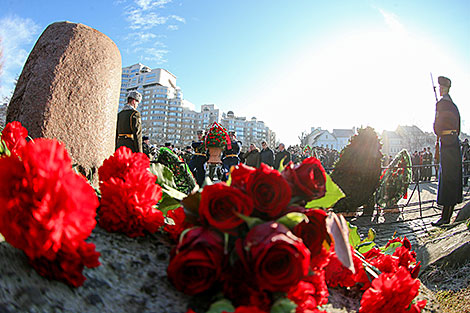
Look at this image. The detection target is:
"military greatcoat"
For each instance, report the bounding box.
[433,94,463,206]
[116,104,143,153]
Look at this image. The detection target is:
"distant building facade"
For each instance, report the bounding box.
[301,127,356,150]
[119,63,275,148]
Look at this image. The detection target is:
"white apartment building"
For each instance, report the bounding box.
[302,127,356,151]
[119,63,275,148]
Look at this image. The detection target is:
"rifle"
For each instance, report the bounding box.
[430,73,440,162]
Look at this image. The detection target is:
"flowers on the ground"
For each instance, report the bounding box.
[167,226,225,295]
[167,156,426,312]
[0,135,100,287]
[0,121,28,155]
[98,146,164,237]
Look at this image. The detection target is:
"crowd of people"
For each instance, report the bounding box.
[116,75,464,227]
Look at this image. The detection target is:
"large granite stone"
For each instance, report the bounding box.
[6,21,121,183]
[0,226,440,313]
[416,222,470,272]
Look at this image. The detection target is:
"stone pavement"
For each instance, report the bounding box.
[347,178,470,248]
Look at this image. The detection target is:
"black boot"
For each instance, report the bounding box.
[431,206,451,227]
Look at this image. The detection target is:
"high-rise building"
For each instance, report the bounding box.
[119,63,275,149]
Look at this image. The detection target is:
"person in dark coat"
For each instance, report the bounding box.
[222,131,241,181]
[116,91,143,153]
[142,136,150,158]
[188,130,208,187]
[274,143,291,170]
[431,76,463,226]
[462,139,470,186]
[260,141,274,167]
[244,143,261,168]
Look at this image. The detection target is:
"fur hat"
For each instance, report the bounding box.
[128,90,142,102]
[438,76,451,88]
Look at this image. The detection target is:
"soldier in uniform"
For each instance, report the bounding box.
[116,91,143,153]
[431,76,463,226]
[221,131,242,181]
[181,146,193,165]
[188,130,208,187]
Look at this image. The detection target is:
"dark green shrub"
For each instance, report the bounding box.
[330,127,383,213]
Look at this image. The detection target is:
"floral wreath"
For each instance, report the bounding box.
[205,122,231,149]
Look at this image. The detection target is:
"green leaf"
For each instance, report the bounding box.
[270,298,297,313]
[236,213,264,229]
[348,222,361,248]
[305,174,345,209]
[381,241,402,255]
[357,241,376,254]
[206,298,235,313]
[366,228,376,242]
[150,163,177,189]
[277,212,308,230]
[157,194,181,216]
[161,184,187,201]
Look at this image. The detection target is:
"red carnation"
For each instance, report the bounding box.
[167,227,225,295]
[359,267,422,313]
[99,146,164,237]
[288,270,329,311]
[236,222,310,292]
[282,157,326,202]
[1,121,28,155]
[325,247,364,288]
[199,183,253,234]
[0,138,100,286]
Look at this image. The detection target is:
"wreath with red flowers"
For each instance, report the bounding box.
[205,122,230,149]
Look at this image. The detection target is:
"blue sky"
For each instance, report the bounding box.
[1,0,469,145]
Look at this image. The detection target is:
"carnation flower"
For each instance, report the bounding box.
[0,138,100,286]
[1,121,28,155]
[99,146,164,237]
[359,267,422,313]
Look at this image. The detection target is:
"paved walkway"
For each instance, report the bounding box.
[347,178,470,248]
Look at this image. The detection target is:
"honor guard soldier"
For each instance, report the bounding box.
[221,131,242,181]
[116,91,143,153]
[189,130,208,186]
[431,76,463,226]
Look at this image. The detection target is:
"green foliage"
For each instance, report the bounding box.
[206,298,235,313]
[270,298,297,313]
[331,127,383,213]
[348,222,377,254]
[276,212,308,230]
[306,174,345,209]
[153,147,196,194]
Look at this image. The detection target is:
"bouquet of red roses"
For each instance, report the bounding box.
[167,159,339,312]
[166,157,427,313]
[204,122,230,149]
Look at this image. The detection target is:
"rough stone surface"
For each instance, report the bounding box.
[0,226,441,313]
[0,227,192,313]
[6,21,121,183]
[455,200,470,222]
[416,222,470,272]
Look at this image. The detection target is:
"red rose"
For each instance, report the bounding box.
[282,157,326,202]
[199,183,253,234]
[167,227,225,295]
[236,222,310,292]
[243,163,292,218]
[164,206,191,241]
[1,121,28,155]
[293,209,330,270]
[359,267,421,313]
[230,163,257,189]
